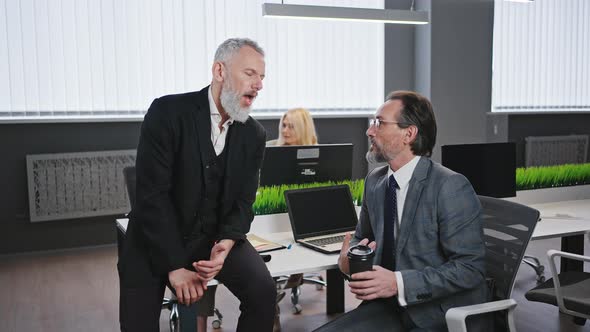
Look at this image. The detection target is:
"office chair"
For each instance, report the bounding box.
[522,255,546,283]
[121,166,223,331]
[525,249,590,326]
[275,273,326,314]
[446,195,540,332]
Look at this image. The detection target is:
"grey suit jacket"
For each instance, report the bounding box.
[351,157,487,329]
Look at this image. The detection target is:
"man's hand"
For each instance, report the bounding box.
[338,233,376,276]
[348,265,398,301]
[338,233,353,275]
[168,268,204,305]
[193,239,235,282]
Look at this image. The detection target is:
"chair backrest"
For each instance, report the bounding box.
[479,195,540,330]
[123,166,136,210]
[480,195,540,301]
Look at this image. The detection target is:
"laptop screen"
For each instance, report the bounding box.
[284,185,358,239]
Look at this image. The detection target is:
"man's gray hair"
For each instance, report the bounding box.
[214,38,265,65]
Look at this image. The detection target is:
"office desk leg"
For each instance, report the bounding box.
[561,234,584,272]
[326,269,344,314]
[177,302,198,332]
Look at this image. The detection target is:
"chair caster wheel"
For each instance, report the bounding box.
[212,319,222,329]
[537,276,546,283]
[170,318,179,332]
[573,317,587,326]
[292,304,302,314]
[316,284,324,290]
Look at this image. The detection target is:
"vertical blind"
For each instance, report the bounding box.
[0,0,384,120]
[492,0,590,113]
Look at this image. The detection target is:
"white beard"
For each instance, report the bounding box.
[366,150,387,164]
[220,83,251,123]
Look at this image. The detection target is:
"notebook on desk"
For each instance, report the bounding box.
[284,185,358,254]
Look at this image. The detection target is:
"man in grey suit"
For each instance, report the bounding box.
[315,91,487,331]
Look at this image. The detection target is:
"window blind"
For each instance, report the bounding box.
[492,0,590,113]
[0,0,384,120]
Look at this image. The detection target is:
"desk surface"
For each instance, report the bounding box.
[530,199,590,221]
[115,218,338,277]
[257,232,339,277]
[529,199,590,241]
[116,199,590,275]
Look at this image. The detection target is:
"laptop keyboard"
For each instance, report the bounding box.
[306,234,345,246]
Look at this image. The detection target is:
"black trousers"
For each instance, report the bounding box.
[119,240,277,332]
[313,298,423,332]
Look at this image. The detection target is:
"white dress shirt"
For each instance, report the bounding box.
[386,155,421,307]
[208,87,234,156]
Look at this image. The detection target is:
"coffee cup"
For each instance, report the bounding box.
[347,244,375,278]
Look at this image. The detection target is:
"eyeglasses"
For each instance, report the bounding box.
[369,118,407,129]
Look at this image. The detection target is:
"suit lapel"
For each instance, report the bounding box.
[191,86,214,171]
[396,157,430,254]
[372,168,388,249]
[222,122,244,205]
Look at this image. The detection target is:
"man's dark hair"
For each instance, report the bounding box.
[387,90,437,157]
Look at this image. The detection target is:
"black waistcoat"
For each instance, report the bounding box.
[198,126,232,234]
[185,126,232,259]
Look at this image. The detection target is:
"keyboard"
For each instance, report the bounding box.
[306,234,346,246]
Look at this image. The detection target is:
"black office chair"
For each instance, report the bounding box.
[275,272,326,314]
[525,249,590,326]
[446,195,540,332]
[120,166,223,331]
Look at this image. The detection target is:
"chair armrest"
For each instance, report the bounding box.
[445,299,517,332]
[546,249,590,318]
[547,249,590,264]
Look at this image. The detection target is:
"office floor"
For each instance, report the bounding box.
[0,236,589,332]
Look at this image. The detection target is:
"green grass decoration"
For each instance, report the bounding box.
[516,163,590,190]
[253,179,365,215]
[252,163,590,214]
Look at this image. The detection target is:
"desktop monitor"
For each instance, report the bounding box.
[441,142,516,198]
[260,143,353,187]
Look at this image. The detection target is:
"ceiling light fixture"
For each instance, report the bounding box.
[262,3,429,25]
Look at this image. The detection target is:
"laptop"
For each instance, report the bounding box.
[284,185,359,254]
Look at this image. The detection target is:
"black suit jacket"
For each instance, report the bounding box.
[118,86,266,285]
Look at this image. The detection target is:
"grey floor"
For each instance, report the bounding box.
[0,235,589,332]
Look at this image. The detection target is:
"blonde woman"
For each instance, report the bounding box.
[270,108,318,146]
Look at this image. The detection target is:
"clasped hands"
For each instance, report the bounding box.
[168,239,234,305]
[339,233,398,301]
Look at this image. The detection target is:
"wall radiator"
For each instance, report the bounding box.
[525,135,589,167]
[26,150,136,222]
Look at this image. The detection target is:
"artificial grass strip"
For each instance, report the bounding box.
[253,179,365,215]
[516,163,590,190]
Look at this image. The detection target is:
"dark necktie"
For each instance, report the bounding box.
[381,174,398,271]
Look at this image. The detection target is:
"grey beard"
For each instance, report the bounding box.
[220,87,250,123]
[366,150,387,164]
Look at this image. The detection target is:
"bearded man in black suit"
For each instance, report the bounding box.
[118,38,276,332]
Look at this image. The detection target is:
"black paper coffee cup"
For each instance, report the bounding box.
[347,244,375,278]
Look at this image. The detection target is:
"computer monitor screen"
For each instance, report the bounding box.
[260,143,353,187]
[441,142,516,198]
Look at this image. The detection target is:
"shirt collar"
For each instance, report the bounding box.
[387,155,421,189]
[208,87,234,126]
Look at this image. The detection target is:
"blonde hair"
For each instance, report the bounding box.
[277,108,318,146]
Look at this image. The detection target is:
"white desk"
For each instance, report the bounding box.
[529,199,590,272]
[258,231,344,314]
[259,232,338,277]
[531,199,590,222]
[530,199,590,240]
